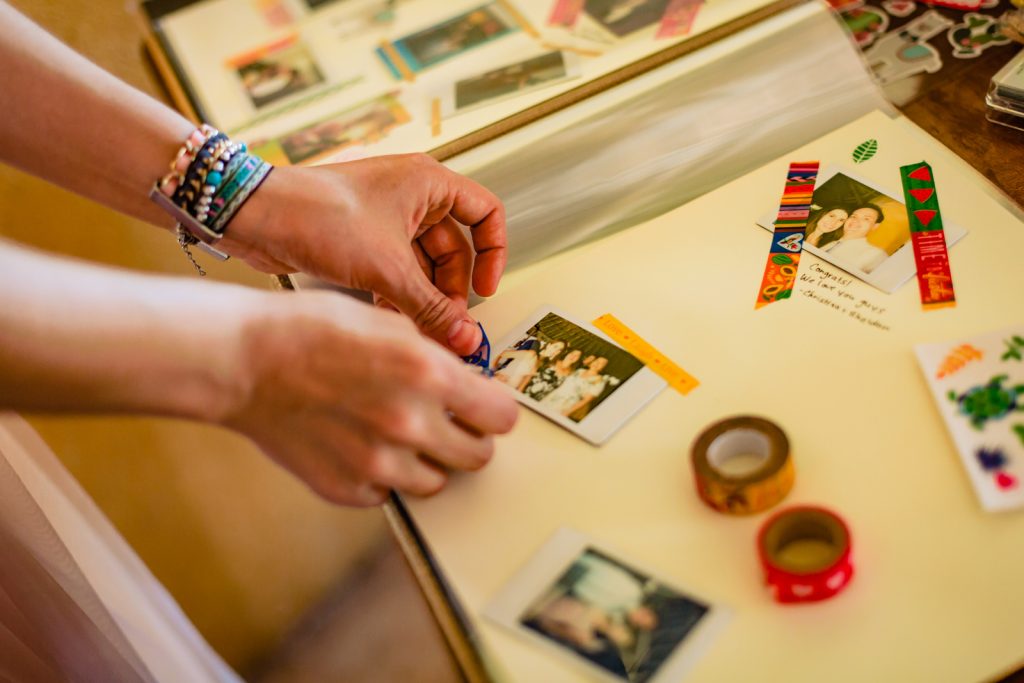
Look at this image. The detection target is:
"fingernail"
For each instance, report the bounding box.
[447,318,479,352]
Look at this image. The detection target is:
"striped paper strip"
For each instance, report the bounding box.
[754,161,820,310]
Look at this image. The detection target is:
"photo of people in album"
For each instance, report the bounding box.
[450,51,578,114]
[231,38,325,109]
[389,4,516,72]
[250,94,410,165]
[584,0,671,37]
[492,312,642,424]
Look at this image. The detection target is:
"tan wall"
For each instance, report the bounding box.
[0,1,385,672]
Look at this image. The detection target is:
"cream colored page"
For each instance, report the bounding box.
[404,110,1024,683]
[159,0,784,148]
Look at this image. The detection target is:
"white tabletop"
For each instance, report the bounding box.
[404,110,1024,682]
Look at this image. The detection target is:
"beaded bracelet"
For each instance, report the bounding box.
[150,126,273,275]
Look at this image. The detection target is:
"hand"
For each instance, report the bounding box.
[223,290,518,506]
[224,154,507,356]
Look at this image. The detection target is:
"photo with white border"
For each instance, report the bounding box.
[756,165,968,293]
[484,528,730,683]
[489,307,665,445]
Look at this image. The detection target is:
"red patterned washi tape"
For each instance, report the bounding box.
[758,505,854,604]
[900,161,956,310]
[754,161,820,309]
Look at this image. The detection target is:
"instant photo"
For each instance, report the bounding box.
[756,165,967,293]
[485,528,729,683]
[249,93,410,165]
[583,0,672,37]
[489,308,665,445]
[376,3,518,77]
[440,51,581,117]
[230,37,325,109]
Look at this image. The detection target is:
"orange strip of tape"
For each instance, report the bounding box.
[499,0,541,38]
[379,40,415,82]
[431,98,442,137]
[592,313,699,395]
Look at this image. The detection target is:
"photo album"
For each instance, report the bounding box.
[141,0,795,163]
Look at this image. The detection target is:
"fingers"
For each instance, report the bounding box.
[361,447,448,498]
[381,262,481,355]
[417,413,496,472]
[444,363,519,436]
[417,216,472,307]
[411,239,435,283]
[372,293,399,313]
[439,168,508,297]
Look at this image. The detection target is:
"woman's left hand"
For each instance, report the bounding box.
[223,153,507,356]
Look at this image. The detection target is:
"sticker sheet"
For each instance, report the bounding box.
[915,325,1024,511]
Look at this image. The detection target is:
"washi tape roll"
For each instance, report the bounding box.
[758,506,853,604]
[690,416,794,515]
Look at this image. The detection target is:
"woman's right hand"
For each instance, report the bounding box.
[223,290,518,506]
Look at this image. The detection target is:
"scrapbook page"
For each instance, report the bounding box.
[391,110,1024,682]
[141,0,794,161]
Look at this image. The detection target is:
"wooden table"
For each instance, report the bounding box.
[900,46,1024,206]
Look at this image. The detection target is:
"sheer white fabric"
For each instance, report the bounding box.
[0,413,241,682]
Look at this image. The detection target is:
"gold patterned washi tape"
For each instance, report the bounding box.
[592,313,698,395]
[690,415,794,515]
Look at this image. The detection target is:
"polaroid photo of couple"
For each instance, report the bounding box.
[485,528,729,683]
[756,165,968,293]
[438,51,582,118]
[489,308,665,445]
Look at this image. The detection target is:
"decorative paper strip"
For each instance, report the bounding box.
[498,0,540,38]
[377,40,415,82]
[900,161,956,311]
[657,0,704,39]
[592,313,699,395]
[754,161,820,310]
[430,97,442,137]
[547,0,584,27]
[225,34,297,68]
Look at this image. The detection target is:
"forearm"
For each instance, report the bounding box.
[0,2,193,228]
[0,239,261,419]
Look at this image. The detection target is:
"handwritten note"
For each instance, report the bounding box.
[797,262,891,331]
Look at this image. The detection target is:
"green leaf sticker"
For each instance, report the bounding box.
[776,289,792,300]
[771,254,794,265]
[852,139,878,164]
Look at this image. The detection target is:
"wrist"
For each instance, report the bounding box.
[215,165,283,261]
[151,285,269,426]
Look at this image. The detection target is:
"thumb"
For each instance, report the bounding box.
[383,268,482,356]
